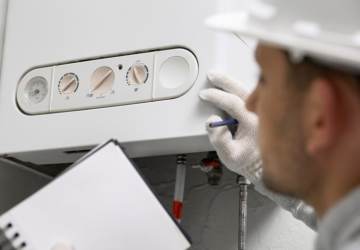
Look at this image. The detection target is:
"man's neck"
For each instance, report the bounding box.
[306,168,360,219]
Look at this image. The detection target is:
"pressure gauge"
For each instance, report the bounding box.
[24,77,48,104]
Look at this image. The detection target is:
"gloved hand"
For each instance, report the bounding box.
[199,70,318,231]
[199,69,262,184]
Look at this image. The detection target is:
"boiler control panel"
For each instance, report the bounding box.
[17,48,198,114]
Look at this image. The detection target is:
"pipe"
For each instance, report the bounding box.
[237,175,251,250]
[173,154,186,223]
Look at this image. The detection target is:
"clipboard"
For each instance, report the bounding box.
[0,139,191,250]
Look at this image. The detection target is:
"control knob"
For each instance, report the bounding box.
[90,67,115,94]
[60,74,78,94]
[128,65,148,86]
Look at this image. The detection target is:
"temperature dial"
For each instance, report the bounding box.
[90,67,115,94]
[59,73,79,94]
[127,64,148,86]
[25,77,48,104]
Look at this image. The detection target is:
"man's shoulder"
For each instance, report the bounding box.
[343,236,360,250]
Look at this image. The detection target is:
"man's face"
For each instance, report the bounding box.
[246,44,314,198]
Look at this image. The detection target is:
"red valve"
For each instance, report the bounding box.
[200,158,221,167]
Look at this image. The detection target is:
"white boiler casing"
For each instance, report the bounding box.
[0,0,258,164]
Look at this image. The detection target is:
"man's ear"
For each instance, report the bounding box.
[304,77,338,155]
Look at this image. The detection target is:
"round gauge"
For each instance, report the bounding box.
[24,77,48,104]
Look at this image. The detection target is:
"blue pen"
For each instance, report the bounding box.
[209,119,238,128]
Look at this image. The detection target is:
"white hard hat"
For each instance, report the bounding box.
[205,0,360,71]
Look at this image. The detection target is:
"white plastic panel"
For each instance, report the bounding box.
[0,0,259,164]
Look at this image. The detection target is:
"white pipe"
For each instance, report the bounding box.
[173,155,186,223]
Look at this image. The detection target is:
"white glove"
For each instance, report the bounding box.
[199,69,318,231]
[198,69,262,184]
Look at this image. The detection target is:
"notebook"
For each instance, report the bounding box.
[0,139,191,250]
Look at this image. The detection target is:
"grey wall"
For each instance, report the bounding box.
[0,159,51,214]
[134,153,317,250]
[0,152,317,250]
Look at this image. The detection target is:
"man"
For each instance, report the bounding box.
[199,0,360,249]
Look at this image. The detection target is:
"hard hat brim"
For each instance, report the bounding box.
[205,12,360,71]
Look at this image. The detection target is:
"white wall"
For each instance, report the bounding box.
[0,0,8,79]
[0,152,317,250]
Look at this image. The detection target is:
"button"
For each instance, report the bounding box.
[159,57,190,89]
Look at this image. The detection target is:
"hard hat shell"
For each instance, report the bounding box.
[205,0,360,71]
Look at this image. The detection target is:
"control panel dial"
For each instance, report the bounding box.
[127,64,148,86]
[90,67,115,94]
[59,73,79,94]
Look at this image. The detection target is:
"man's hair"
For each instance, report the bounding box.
[285,53,360,96]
